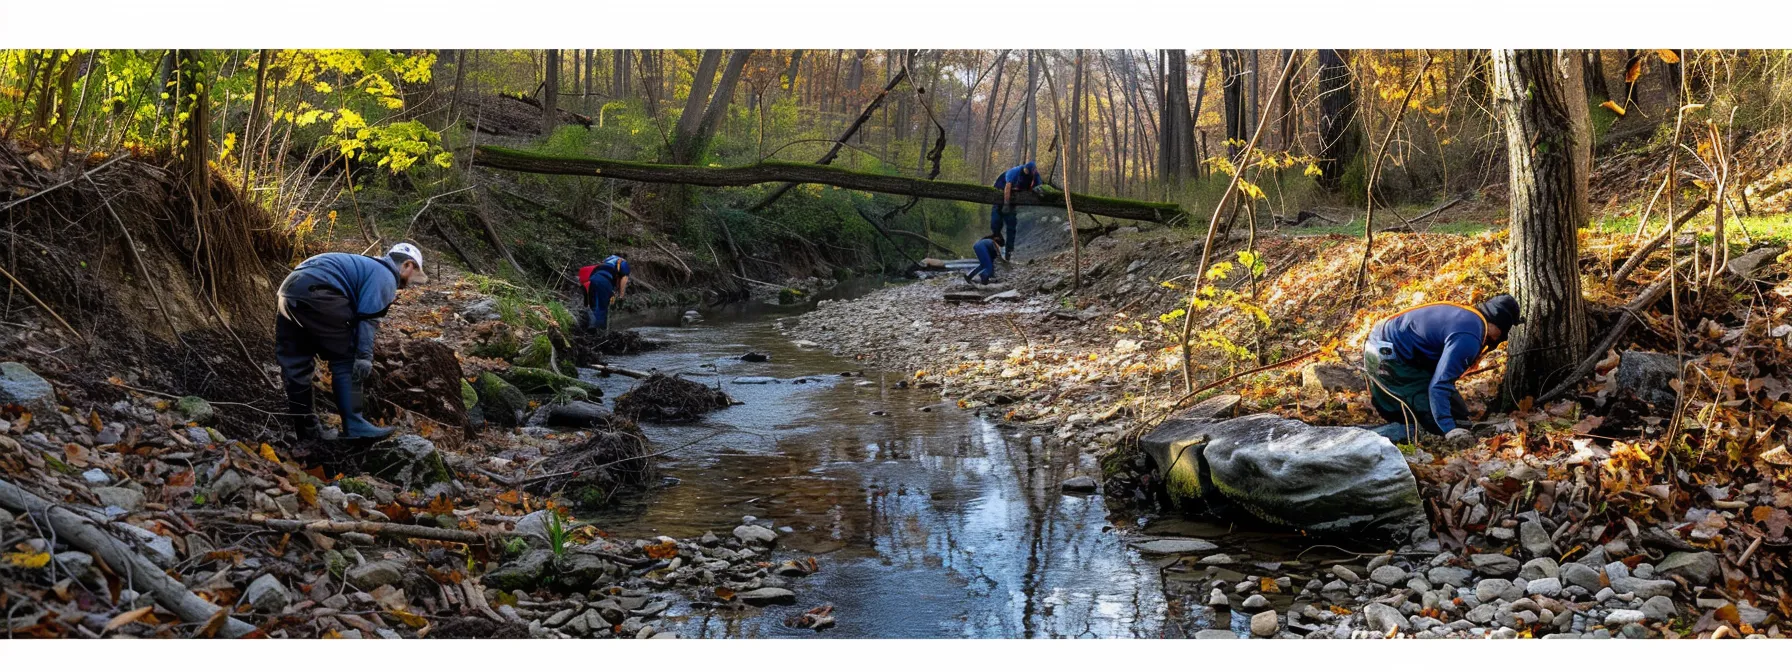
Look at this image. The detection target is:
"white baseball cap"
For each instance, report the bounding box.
[387,242,429,283]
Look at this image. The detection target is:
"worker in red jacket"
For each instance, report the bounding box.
[576,255,630,332]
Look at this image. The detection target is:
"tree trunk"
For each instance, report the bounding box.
[1016,51,1037,163]
[1161,49,1195,182]
[1492,49,1590,405]
[1222,49,1246,159]
[667,50,724,163]
[473,146,1187,223]
[1277,49,1296,151]
[542,49,560,135]
[1316,49,1360,191]
[1557,50,1593,230]
[979,52,1009,182]
[753,58,910,210]
[689,49,753,162]
[1584,50,1611,102]
[784,50,804,92]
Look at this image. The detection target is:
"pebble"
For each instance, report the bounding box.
[1560,563,1602,591]
[1130,538,1219,555]
[1426,566,1473,588]
[1519,557,1560,581]
[1518,521,1555,557]
[1525,577,1563,597]
[1060,476,1098,492]
[1209,589,1229,608]
[1363,603,1412,634]
[1195,629,1238,639]
[1241,594,1269,611]
[1641,595,1677,623]
[1330,566,1361,583]
[1610,577,1676,599]
[1469,553,1519,577]
[1474,579,1512,603]
[1251,610,1279,637]
[1369,565,1407,586]
[245,574,290,612]
[1604,609,1647,627]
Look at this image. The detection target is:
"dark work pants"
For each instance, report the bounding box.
[582,274,615,333]
[275,285,356,423]
[989,205,1017,257]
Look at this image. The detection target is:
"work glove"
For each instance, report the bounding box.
[351,358,374,383]
[1444,428,1475,448]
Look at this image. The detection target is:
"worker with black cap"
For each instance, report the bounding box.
[1362,294,1523,447]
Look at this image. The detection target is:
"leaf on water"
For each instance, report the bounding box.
[103,606,155,633]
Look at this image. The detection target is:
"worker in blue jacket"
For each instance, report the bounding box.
[990,161,1044,261]
[275,243,428,442]
[1363,294,1522,447]
[965,233,1004,285]
[577,255,631,332]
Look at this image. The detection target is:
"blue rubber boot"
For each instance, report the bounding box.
[330,360,395,440]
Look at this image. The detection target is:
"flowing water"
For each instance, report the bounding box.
[579,286,1166,638]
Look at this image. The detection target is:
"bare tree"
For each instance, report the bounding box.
[1316,49,1360,191]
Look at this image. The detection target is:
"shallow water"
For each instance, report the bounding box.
[580,297,1166,638]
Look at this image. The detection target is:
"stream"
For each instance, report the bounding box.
[574,284,1162,638]
[577,283,1351,639]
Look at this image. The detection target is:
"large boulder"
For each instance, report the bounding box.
[1141,413,1422,534]
[0,361,55,414]
[1615,351,1681,407]
[363,435,452,486]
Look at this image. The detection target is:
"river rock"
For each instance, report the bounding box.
[1641,595,1678,623]
[739,352,771,363]
[0,362,55,413]
[1561,563,1602,591]
[1654,551,1718,585]
[1470,553,1520,577]
[1519,557,1560,581]
[733,524,778,545]
[1518,520,1555,557]
[1364,603,1412,634]
[1526,577,1563,597]
[93,486,144,511]
[1302,362,1364,393]
[1616,351,1682,407]
[732,376,778,385]
[346,559,409,590]
[1610,576,1676,599]
[1251,610,1280,637]
[1141,413,1422,533]
[245,574,291,612]
[736,588,796,606]
[482,550,554,591]
[459,297,502,322]
[1195,629,1238,639]
[1604,609,1647,627]
[1370,565,1408,586]
[363,435,452,486]
[1130,538,1219,555]
[527,400,615,429]
[1061,475,1098,492]
[1426,566,1473,588]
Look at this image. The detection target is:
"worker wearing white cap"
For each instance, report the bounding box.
[274,242,428,442]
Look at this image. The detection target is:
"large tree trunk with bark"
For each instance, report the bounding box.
[667,50,725,164]
[472,146,1187,223]
[1492,49,1591,406]
[1316,49,1360,191]
[1160,49,1196,182]
[1557,50,1593,230]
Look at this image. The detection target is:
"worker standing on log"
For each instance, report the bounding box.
[1363,295,1522,447]
[990,161,1043,262]
[965,233,1004,285]
[275,243,428,442]
[577,255,631,332]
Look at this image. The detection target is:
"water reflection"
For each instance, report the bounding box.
[581,314,1164,638]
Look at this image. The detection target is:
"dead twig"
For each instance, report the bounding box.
[0,258,82,340]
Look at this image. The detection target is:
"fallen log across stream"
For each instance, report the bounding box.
[471,146,1190,225]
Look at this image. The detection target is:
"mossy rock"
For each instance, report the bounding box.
[337,478,376,499]
[476,372,528,427]
[175,396,215,424]
[363,435,453,487]
[503,367,601,397]
[460,380,479,411]
[482,549,554,592]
